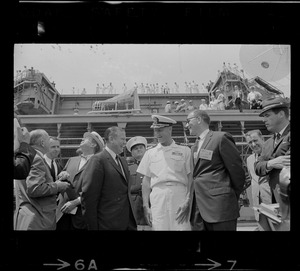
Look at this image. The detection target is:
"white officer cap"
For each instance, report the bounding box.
[150,115,177,129]
[126,136,147,152]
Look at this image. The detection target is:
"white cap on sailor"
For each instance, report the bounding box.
[126,136,147,152]
[150,115,177,129]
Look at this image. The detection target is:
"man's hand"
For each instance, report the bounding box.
[17,126,30,144]
[57,171,70,182]
[56,180,71,193]
[175,198,190,224]
[143,206,152,227]
[61,199,78,214]
[268,155,290,170]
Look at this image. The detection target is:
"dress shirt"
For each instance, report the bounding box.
[78,154,93,170]
[196,128,210,155]
[274,124,289,147]
[44,155,58,178]
[105,146,126,178]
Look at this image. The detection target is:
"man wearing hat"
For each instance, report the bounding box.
[56,131,104,230]
[174,101,180,112]
[137,115,192,230]
[187,100,196,111]
[255,97,290,204]
[179,98,187,112]
[164,101,172,113]
[126,136,148,229]
[199,99,208,110]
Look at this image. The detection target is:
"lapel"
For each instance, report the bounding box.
[191,140,198,166]
[118,156,129,183]
[104,149,127,182]
[35,150,52,180]
[194,130,213,166]
[200,130,213,151]
[272,124,290,153]
[74,156,86,178]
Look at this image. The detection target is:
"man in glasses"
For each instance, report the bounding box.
[186,109,246,231]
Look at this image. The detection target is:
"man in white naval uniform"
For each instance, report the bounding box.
[137,115,192,230]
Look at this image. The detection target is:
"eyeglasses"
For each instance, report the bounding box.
[186,117,197,124]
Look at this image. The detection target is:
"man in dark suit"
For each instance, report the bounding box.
[81,126,137,230]
[44,137,63,181]
[255,97,290,204]
[56,131,105,230]
[14,125,36,180]
[14,113,36,180]
[186,109,246,231]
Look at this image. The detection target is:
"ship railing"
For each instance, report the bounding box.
[14,69,40,86]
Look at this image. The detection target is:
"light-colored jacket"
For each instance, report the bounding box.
[14,150,59,230]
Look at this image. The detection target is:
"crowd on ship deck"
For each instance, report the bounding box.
[13,96,290,231]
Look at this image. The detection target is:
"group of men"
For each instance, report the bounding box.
[13,96,290,231]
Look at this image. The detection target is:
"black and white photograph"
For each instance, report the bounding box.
[8,1,298,271]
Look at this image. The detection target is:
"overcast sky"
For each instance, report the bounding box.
[14,44,290,97]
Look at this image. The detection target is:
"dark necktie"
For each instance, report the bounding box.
[50,160,56,181]
[194,139,200,163]
[274,133,281,147]
[116,155,126,180]
[116,155,122,169]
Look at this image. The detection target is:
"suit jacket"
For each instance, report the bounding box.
[56,156,89,229]
[255,124,290,190]
[191,131,246,223]
[81,149,137,230]
[14,142,37,180]
[246,153,268,185]
[128,162,147,225]
[14,149,59,230]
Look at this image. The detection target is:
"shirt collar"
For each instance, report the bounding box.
[43,154,53,164]
[198,129,210,140]
[81,153,94,160]
[277,123,289,137]
[105,146,118,160]
[157,140,176,149]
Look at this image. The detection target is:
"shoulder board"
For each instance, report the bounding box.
[147,144,157,150]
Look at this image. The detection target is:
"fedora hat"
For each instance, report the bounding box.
[259,96,290,117]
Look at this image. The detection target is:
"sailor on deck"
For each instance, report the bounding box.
[137,115,192,230]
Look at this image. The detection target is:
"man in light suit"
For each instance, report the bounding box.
[255,97,290,204]
[245,130,272,222]
[186,110,246,231]
[14,129,70,230]
[81,126,137,230]
[56,131,105,230]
